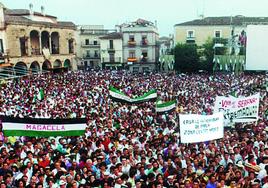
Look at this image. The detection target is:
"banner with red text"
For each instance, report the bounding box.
[1,116,87,137]
[213,93,260,123]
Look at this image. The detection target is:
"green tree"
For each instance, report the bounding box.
[201,38,228,72]
[174,43,199,72]
[201,38,214,72]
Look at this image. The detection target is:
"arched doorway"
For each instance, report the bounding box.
[51,32,59,54]
[14,62,27,75]
[64,59,71,70]
[41,31,50,50]
[42,60,51,71]
[53,59,62,68]
[30,61,40,73]
[30,30,40,55]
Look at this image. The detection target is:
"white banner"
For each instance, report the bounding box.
[214,93,260,123]
[179,113,224,143]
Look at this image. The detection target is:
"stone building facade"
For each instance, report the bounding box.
[0,3,77,76]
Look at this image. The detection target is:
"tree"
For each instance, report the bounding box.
[201,38,228,72]
[174,43,199,72]
[201,38,214,72]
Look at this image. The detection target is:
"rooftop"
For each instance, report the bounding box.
[3,8,75,29]
[175,16,268,26]
[121,18,156,28]
[99,32,122,39]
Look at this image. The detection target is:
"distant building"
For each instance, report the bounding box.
[76,25,116,70]
[0,3,76,76]
[174,16,268,46]
[99,32,123,69]
[121,19,159,73]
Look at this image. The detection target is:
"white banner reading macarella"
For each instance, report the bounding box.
[214,93,260,123]
[179,113,224,143]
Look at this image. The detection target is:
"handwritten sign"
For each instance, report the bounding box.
[214,93,260,123]
[179,113,224,143]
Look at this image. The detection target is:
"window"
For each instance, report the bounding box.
[93,40,98,45]
[109,40,114,49]
[86,50,90,57]
[129,51,135,58]
[20,37,27,56]
[94,50,99,57]
[141,51,148,58]
[109,53,115,62]
[129,35,135,42]
[215,31,221,38]
[187,30,195,38]
[141,51,148,62]
[85,39,89,45]
[0,39,3,54]
[141,36,148,45]
[68,39,74,54]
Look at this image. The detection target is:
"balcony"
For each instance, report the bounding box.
[107,47,115,53]
[102,57,121,63]
[31,48,41,55]
[128,41,136,47]
[83,53,100,59]
[81,42,100,48]
[127,57,137,62]
[186,37,195,44]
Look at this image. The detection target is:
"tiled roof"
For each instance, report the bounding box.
[99,32,122,39]
[5,9,56,18]
[174,16,268,26]
[4,9,75,29]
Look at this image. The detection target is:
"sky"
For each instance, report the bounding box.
[2,0,268,36]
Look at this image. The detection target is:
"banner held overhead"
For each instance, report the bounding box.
[214,93,260,123]
[1,116,87,137]
[179,113,224,144]
[109,86,157,103]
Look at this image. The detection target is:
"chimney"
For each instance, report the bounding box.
[41,6,45,16]
[29,3,33,15]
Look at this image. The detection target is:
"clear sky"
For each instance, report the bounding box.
[2,0,268,36]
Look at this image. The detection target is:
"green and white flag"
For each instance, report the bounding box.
[37,88,44,100]
[1,116,87,137]
[109,86,157,103]
[156,100,176,113]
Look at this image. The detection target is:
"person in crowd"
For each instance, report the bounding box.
[0,70,267,187]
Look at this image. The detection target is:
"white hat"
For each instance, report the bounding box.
[196,169,204,176]
[59,180,66,185]
[236,161,244,168]
[104,171,110,176]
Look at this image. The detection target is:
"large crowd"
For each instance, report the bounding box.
[0,70,267,188]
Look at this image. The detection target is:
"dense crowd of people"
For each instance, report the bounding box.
[0,70,267,188]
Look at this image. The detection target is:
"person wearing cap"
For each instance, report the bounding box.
[163,175,174,188]
[58,179,67,188]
